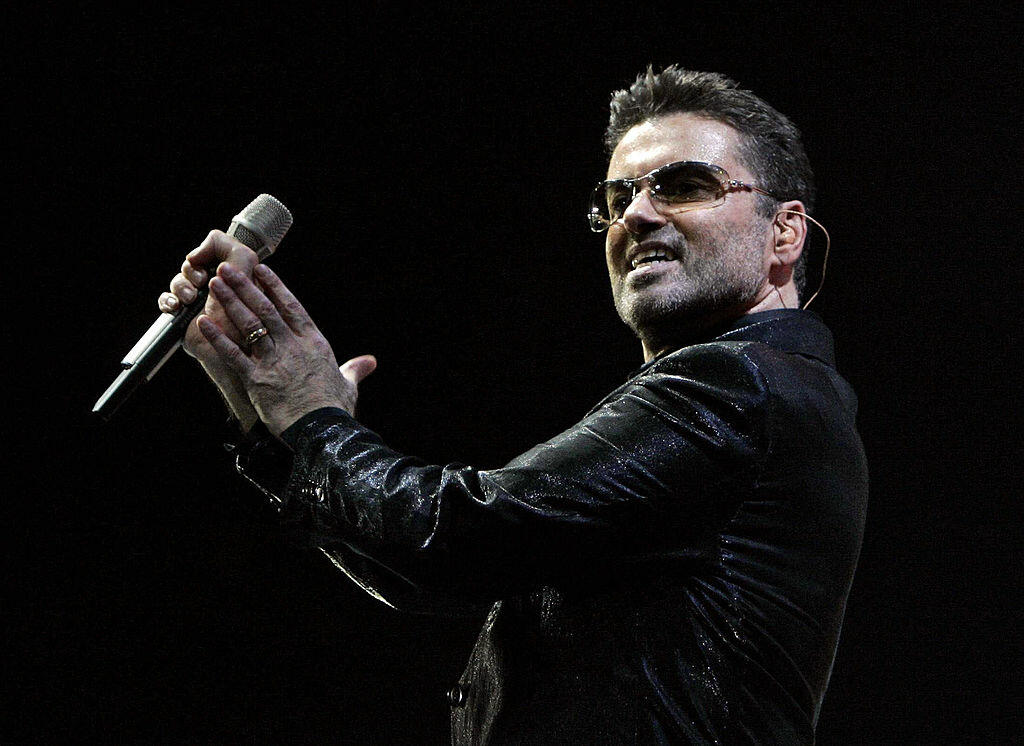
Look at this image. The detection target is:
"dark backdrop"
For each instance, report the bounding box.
[7,3,1020,743]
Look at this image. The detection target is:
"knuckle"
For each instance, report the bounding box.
[170,279,195,300]
[221,346,246,368]
[311,336,332,357]
[182,261,204,283]
[233,246,258,266]
[192,231,217,255]
[201,230,242,261]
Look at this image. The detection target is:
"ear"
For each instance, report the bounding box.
[769,200,807,282]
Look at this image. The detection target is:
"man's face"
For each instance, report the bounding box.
[604,113,775,342]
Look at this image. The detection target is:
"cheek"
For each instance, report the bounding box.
[743,222,775,270]
[681,209,768,257]
[604,231,625,273]
[669,208,719,239]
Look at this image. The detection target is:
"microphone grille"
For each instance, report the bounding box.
[235,194,294,251]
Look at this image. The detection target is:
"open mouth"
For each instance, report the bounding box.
[630,247,677,270]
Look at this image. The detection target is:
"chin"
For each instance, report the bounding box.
[617,283,696,326]
[617,286,756,343]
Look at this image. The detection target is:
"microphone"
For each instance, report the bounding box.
[93,194,293,420]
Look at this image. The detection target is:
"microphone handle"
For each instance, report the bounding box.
[92,193,292,422]
[92,287,209,420]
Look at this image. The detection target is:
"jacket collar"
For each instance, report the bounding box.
[632,309,836,378]
[713,309,836,366]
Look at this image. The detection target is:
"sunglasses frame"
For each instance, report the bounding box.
[588,160,782,232]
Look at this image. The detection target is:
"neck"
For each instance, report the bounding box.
[640,311,737,361]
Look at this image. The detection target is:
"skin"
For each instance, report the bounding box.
[604,112,807,360]
[159,112,806,436]
[158,231,375,438]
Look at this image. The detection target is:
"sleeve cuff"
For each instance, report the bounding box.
[225,408,357,516]
[280,407,354,450]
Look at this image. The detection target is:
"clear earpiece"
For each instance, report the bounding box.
[775,209,831,310]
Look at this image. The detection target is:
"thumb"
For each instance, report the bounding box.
[340,354,378,385]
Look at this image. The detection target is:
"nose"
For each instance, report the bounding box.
[621,188,667,235]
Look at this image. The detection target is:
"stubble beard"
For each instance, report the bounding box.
[613,222,768,347]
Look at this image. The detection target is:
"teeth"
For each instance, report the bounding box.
[630,248,677,269]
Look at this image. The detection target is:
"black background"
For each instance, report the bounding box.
[7,3,1021,743]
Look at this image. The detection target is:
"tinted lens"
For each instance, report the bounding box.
[604,182,635,220]
[653,162,724,204]
[587,162,730,232]
[589,181,633,230]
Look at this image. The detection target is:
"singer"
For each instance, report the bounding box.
[160,67,867,744]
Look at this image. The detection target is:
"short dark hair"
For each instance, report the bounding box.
[605,66,816,294]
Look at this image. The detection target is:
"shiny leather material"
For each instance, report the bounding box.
[243,309,868,744]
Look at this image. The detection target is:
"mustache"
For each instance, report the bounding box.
[627,228,688,260]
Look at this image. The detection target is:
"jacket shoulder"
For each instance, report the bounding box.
[635,340,772,408]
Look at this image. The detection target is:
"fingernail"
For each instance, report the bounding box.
[166,296,178,309]
[255,263,270,278]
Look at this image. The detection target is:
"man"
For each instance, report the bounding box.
[160,67,867,744]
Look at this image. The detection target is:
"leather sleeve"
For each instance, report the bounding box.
[240,343,772,610]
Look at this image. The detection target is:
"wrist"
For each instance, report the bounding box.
[237,409,261,434]
[196,358,260,429]
[265,399,349,438]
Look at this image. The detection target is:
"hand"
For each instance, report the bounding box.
[197,262,377,438]
[158,230,262,430]
[158,229,261,354]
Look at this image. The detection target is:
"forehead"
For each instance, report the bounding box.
[607,113,747,180]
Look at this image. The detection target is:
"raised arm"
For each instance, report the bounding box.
[196,261,771,605]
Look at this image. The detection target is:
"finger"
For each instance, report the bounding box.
[253,263,316,336]
[208,274,278,347]
[340,355,377,385]
[197,315,256,377]
[181,259,207,289]
[170,273,199,305]
[186,229,255,271]
[158,291,180,313]
[217,263,292,339]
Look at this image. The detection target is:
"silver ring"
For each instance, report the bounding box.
[246,327,269,347]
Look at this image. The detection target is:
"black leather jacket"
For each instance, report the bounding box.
[238,309,868,744]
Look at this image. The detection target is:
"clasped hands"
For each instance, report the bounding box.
[158,230,376,439]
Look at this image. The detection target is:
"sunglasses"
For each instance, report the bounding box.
[588,160,781,232]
